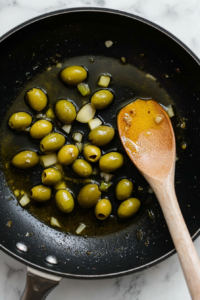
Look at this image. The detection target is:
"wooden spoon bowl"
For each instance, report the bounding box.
[118,99,175,180]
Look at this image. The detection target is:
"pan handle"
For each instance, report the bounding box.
[21,267,62,300]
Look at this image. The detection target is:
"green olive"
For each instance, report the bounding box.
[77,184,101,209]
[72,159,92,177]
[60,66,87,85]
[42,167,62,185]
[30,120,53,139]
[31,185,52,202]
[55,100,76,124]
[118,198,140,219]
[99,152,124,172]
[94,199,112,220]
[12,151,39,170]
[55,190,74,213]
[40,133,65,153]
[116,179,133,200]
[9,112,32,131]
[26,88,48,111]
[91,90,114,109]
[58,145,79,165]
[88,126,115,147]
[83,145,101,163]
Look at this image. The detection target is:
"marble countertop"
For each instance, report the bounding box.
[0,1,200,299]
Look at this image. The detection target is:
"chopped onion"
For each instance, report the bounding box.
[147,209,155,221]
[77,83,90,96]
[54,181,67,190]
[148,187,154,194]
[56,63,62,68]
[181,142,187,150]
[98,75,111,87]
[105,40,113,48]
[6,221,12,228]
[175,155,179,161]
[146,74,156,81]
[62,124,72,134]
[100,172,113,183]
[19,195,30,207]
[166,106,174,118]
[46,107,55,119]
[180,121,186,129]
[121,57,126,64]
[76,223,86,234]
[75,142,83,152]
[42,153,58,168]
[99,181,112,192]
[14,189,20,197]
[72,132,83,142]
[76,103,96,123]
[36,113,46,119]
[159,104,174,118]
[155,114,163,124]
[23,127,30,132]
[50,217,61,227]
[88,118,102,130]
[138,186,143,191]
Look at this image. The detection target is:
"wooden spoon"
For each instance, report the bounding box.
[118,99,200,300]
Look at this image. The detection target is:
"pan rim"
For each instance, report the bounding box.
[1,230,199,278]
[1,6,200,67]
[0,6,200,278]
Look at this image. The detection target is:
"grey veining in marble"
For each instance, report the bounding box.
[0,0,200,299]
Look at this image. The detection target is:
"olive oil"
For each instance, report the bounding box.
[1,55,179,236]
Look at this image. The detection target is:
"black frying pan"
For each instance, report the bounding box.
[0,7,200,300]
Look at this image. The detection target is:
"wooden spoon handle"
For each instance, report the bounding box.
[149,175,200,300]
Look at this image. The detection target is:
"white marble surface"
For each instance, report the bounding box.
[0,0,200,299]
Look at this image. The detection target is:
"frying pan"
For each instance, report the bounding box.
[0,7,200,300]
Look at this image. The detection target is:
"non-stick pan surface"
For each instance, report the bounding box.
[0,8,200,278]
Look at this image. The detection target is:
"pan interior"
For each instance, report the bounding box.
[2,55,177,237]
[0,9,200,277]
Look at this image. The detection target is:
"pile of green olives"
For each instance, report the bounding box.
[8,64,141,232]
[115,179,140,218]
